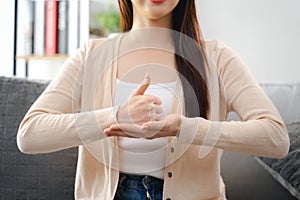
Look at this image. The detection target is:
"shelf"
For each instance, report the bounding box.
[16,54,68,61]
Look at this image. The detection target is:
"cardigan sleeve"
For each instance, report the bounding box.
[178,41,290,158]
[17,39,118,154]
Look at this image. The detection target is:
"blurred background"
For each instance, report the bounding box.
[0,0,299,82]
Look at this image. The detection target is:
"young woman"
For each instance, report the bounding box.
[17,0,289,199]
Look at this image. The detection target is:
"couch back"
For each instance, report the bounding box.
[0,77,77,200]
[261,83,300,123]
[228,83,300,124]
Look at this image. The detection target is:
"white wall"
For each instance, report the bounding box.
[16,60,64,80]
[197,0,300,83]
[0,1,15,77]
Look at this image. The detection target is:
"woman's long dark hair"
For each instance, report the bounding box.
[117,0,209,118]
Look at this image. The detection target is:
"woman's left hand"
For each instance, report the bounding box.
[104,114,181,139]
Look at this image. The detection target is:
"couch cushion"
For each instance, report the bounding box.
[0,76,78,200]
[257,121,300,200]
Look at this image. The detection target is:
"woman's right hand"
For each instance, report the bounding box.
[117,74,163,125]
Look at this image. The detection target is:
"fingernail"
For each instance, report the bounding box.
[144,73,150,81]
[142,125,148,130]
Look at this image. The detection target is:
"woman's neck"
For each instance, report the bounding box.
[124,27,174,51]
[131,14,172,30]
[123,8,175,52]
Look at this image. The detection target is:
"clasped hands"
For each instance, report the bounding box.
[104,74,181,139]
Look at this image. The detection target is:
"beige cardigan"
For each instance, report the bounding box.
[17,34,289,200]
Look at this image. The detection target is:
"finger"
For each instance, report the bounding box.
[104,128,125,137]
[149,112,160,121]
[142,120,165,131]
[132,74,150,96]
[144,95,162,105]
[154,97,162,105]
[105,130,137,138]
[109,123,145,137]
[105,126,138,138]
[109,123,158,138]
[152,104,163,114]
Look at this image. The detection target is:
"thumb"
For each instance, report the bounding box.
[132,74,151,96]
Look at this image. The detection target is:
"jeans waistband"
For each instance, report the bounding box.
[119,173,163,182]
[115,173,164,200]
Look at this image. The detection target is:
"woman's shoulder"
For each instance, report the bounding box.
[203,39,233,55]
[85,36,116,50]
[203,39,241,65]
[82,34,123,53]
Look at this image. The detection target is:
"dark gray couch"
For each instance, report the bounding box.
[0,76,298,200]
[0,77,77,199]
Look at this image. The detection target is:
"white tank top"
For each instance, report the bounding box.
[114,79,176,179]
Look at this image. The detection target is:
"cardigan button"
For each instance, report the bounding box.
[166,198,171,200]
[168,172,172,178]
[170,147,175,153]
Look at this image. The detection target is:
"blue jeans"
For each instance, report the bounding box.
[114,173,164,200]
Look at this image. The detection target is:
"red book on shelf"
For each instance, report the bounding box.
[45,0,58,55]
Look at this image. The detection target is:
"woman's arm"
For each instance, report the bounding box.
[17,39,118,154]
[178,41,290,158]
